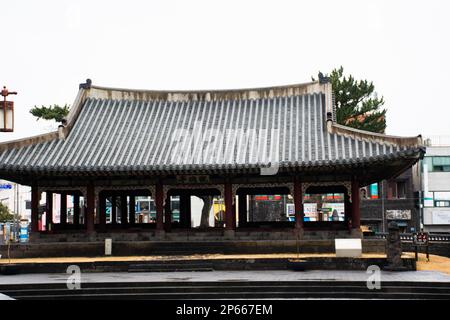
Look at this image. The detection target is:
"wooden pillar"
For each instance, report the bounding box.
[180,193,192,229]
[73,194,80,225]
[164,196,172,232]
[99,193,106,229]
[238,194,247,228]
[120,195,128,226]
[129,195,136,225]
[46,192,53,232]
[155,183,164,231]
[31,184,39,233]
[86,183,95,233]
[351,178,361,229]
[179,194,185,227]
[60,192,67,225]
[294,177,304,229]
[224,182,235,230]
[186,195,191,228]
[111,195,117,224]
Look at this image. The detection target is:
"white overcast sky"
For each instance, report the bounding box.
[1,0,449,143]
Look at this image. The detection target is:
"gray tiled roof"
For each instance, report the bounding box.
[0,82,424,175]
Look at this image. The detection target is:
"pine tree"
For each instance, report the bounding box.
[314,66,387,133]
[29,104,70,123]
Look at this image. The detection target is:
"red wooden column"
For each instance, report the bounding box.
[120,195,128,226]
[45,192,53,232]
[73,194,80,225]
[155,183,164,231]
[293,176,304,229]
[164,196,172,232]
[224,182,236,230]
[111,195,117,224]
[60,192,67,225]
[129,195,136,225]
[86,183,95,233]
[99,193,106,229]
[351,178,361,229]
[31,184,39,233]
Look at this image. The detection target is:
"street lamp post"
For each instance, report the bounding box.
[0,86,17,132]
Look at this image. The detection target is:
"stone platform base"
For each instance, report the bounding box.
[0,238,386,259]
[26,229,361,243]
[0,255,416,274]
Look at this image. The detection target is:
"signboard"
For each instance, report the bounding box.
[303,203,317,221]
[370,183,379,199]
[413,232,429,246]
[386,209,411,220]
[19,220,29,243]
[322,202,345,221]
[424,191,434,207]
[431,210,450,225]
[286,203,295,217]
[0,183,12,189]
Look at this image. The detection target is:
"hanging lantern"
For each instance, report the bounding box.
[0,86,17,132]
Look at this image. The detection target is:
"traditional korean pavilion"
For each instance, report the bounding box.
[0,79,424,241]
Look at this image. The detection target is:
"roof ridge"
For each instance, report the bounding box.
[329,123,423,147]
[86,81,330,102]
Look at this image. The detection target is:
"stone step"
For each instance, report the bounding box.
[3,281,450,300]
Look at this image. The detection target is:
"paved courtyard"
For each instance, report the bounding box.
[1,269,450,286]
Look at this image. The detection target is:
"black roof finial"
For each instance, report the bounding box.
[79,79,92,89]
[318,72,331,84]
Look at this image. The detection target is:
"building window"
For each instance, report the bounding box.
[435,200,450,207]
[387,181,397,199]
[397,181,407,199]
[424,156,450,172]
[360,183,379,200]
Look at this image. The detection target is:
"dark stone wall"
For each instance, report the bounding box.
[361,168,420,232]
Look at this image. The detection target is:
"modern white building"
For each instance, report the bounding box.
[421,136,450,233]
[0,179,31,221]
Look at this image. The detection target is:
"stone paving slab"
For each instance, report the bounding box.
[1,269,449,286]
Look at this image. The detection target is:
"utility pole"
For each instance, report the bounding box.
[381,181,386,233]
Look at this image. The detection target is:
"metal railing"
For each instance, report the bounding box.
[367,232,450,242]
